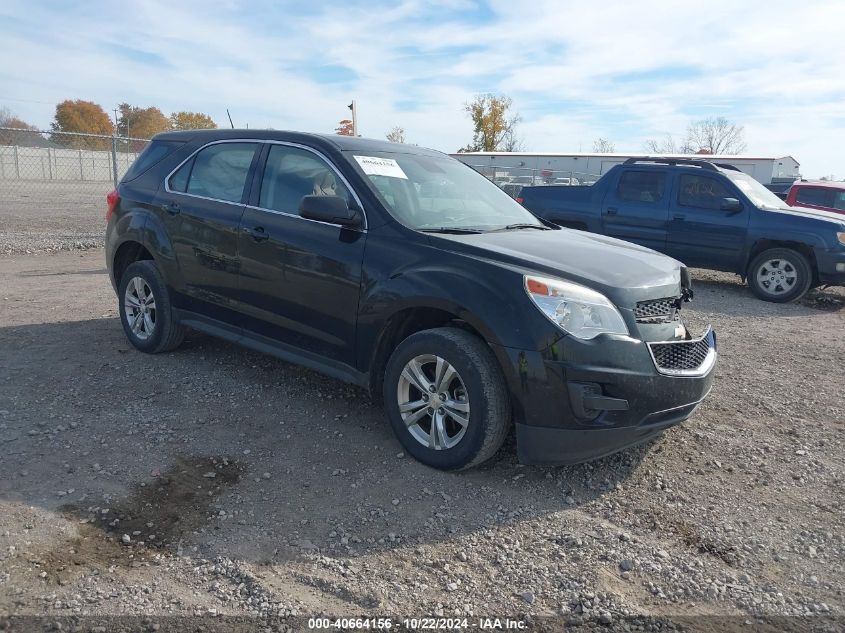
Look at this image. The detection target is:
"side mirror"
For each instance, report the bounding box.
[720,197,743,213]
[299,195,361,228]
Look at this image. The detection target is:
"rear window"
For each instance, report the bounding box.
[122,140,183,182]
[616,170,666,203]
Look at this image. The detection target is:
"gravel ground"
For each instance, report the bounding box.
[0,181,112,254]
[0,248,843,632]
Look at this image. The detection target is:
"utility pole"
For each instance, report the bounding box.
[348,100,358,136]
[111,107,119,188]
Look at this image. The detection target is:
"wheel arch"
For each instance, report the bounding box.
[112,241,155,289]
[746,239,819,284]
[366,304,492,398]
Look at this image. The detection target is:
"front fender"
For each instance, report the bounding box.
[356,263,562,372]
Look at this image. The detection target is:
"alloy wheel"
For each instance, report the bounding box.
[396,354,470,450]
[124,276,156,340]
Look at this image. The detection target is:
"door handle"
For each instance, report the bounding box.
[162,201,180,215]
[673,213,686,220]
[606,207,618,215]
[249,226,269,242]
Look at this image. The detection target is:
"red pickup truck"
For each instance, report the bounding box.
[786,180,845,215]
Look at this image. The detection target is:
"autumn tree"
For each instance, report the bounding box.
[170,111,217,130]
[459,94,523,152]
[592,138,616,153]
[118,103,170,139]
[336,119,354,136]
[0,107,42,146]
[385,125,406,143]
[50,99,113,149]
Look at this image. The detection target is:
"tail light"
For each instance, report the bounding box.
[516,196,524,204]
[106,190,119,222]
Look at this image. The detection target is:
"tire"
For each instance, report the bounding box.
[383,327,510,470]
[747,248,812,303]
[118,260,185,353]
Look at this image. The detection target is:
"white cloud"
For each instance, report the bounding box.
[1,0,843,176]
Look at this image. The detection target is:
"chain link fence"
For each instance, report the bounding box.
[462,163,602,198]
[0,128,150,254]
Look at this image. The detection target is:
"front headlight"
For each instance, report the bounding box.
[524,275,629,340]
[837,232,845,246]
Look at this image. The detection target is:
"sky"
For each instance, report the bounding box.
[1,0,843,178]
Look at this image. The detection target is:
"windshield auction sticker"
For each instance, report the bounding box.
[354,155,408,179]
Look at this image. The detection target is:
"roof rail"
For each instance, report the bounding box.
[622,157,722,171]
[713,162,742,172]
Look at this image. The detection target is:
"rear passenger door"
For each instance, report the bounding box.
[157,141,260,323]
[601,169,669,252]
[237,143,367,370]
[665,173,749,271]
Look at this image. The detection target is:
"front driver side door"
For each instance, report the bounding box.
[237,143,367,370]
[666,173,750,271]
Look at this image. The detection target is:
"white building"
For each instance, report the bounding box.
[451,152,801,185]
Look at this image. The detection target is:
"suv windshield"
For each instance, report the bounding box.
[346,151,545,231]
[728,172,787,210]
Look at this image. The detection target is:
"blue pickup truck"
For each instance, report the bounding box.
[519,158,845,302]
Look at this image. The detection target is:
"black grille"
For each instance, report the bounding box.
[649,336,712,372]
[634,298,679,323]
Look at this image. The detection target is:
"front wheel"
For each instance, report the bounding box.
[747,248,812,303]
[383,327,511,470]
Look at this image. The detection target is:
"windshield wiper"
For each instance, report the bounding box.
[493,223,550,231]
[419,227,486,234]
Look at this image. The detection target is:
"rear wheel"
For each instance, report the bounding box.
[747,248,812,303]
[383,327,510,470]
[118,260,185,353]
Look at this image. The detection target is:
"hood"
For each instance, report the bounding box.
[429,228,683,306]
[765,205,845,228]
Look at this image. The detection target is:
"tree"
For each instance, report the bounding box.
[51,99,113,149]
[592,138,616,153]
[385,125,406,143]
[170,111,217,130]
[336,119,354,136]
[118,103,170,139]
[644,117,746,155]
[500,126,525,152]
[0,107,42,146]
[686,116,746,155]
[643,133,694,154]
[459,94,523,152]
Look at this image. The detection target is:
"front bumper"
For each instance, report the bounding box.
[491,327,717,465]
[816,248,845,286]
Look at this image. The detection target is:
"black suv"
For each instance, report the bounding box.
[106,129,717,470]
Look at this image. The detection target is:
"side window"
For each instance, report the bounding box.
[678,174,733,210]
[795,187,834,208]
[834,191,845,211]
[616,171,666,203]
[259,145,350,213]
[179,143,257,203]
[168,159,191,192]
